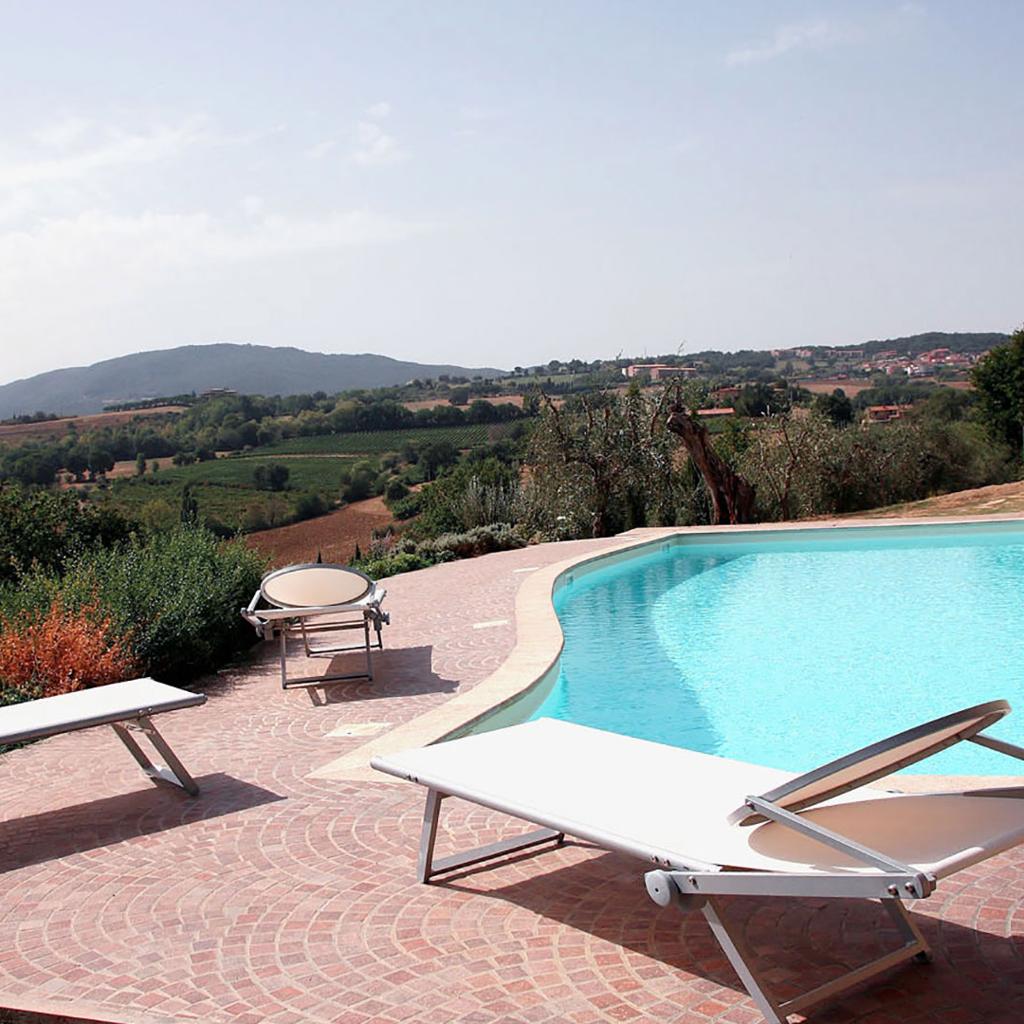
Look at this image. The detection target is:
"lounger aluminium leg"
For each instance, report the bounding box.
[370,608,387,650]
[416,788,566,884]
[883,898,933,963]
[279,619,376,688]
[697,894,932,1023]
[700,896,788,1024]
[363,616,373,681]
[110,716,200,796]
[417,788,444,883]
[279,625,290,689]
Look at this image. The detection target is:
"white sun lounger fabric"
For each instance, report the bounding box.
[260,564,374,610]
[373,703,1024,1023]
[374,717,1024,879]
[0,678,205,796]
[0,678,202,745]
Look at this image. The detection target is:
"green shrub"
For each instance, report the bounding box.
[5,526,267,683]
[415,523,525,561]
[0,484,134,584]
[389,492,424,520]
[384,478,410,503]
[416,458,520,535]
[253,462,291,491]
[359,551,432,578]
[341,461,377,502]
[294,491,329,520]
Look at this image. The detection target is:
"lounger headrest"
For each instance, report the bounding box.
[729,699,1011,826]
[261,563,374,610]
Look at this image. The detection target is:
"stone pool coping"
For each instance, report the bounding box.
[310,512,1024,785]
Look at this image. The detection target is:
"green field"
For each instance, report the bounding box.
[251,422,517,456]
[163,455,355,489]
[90,423,522,532]
[92,455,357,531]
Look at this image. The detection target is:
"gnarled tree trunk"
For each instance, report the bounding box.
[666,407,757,524]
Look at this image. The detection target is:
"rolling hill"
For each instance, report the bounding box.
[0,344,507,417]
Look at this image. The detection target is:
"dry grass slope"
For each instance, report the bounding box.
[243,495,393,568]
[854,479,1024,518]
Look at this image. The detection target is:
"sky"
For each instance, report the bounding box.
[0,1,1022,383]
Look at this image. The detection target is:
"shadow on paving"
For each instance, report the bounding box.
[440,847,1024,1022]
[0,773,283,873]
[304,645,458,705]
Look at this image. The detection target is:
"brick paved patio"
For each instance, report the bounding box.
[2,537,1024,1024]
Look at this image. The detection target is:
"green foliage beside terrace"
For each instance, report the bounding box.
[8,527,265,682]
[0,485,266,711]
[0,486,133,584]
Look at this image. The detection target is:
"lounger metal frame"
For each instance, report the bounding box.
[413,782,934,1023]
[109,715,200,795]
[0,680,204,797]
[390,708,1024,1024]
[242,586,389,689]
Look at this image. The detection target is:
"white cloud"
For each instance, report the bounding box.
[353,120,407,166]
[0,117,211,189]
[0,207,432,280]
[32,115,93,149]
[307,107,404,164]
[726,20,855,67]
[0,191,35,227]
[240,195,265,218]
[305,138,337,160]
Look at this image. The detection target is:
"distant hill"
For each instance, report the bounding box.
[684,331,1010,371]
[0,344,507,418]
[857,331,1009,356]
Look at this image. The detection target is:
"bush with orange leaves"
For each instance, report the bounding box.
[0,598,136,701]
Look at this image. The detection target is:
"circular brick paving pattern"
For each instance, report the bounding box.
[1,538,1024,1023]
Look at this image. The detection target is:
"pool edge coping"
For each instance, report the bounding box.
[310,512,1024,783]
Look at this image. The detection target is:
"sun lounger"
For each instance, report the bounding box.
[0,677,205,796]
[372,701,1024,1023]
[241,563,390,688]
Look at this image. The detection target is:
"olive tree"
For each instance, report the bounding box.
[528,387,677,537]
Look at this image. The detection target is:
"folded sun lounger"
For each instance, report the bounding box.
[372,701,1024,1024]
[241,563,390,688]
[0,677,205,796]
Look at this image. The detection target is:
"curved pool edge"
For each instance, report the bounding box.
[307,529,673,783]
[310,512,1024,784]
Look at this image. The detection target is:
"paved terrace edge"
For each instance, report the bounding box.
[309,512,1024,785]
[0,991,191,1024]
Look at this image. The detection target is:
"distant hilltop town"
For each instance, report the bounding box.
[604,332,1007,393]
[770,345,979,378]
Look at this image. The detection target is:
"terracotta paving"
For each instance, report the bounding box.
[2,537,1024,1024]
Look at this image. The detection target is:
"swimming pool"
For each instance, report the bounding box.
[529,521,1024,776]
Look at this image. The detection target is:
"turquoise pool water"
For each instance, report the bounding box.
[531,523,1024,776]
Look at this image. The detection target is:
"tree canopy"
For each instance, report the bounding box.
[972,327,1024,457]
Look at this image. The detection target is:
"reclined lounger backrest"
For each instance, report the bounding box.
[260,563,374,610]
[729,699,1011,826]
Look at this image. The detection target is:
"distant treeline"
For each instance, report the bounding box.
[0,391,532,487]
[102,394,199,411]
[1,410,61,426]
